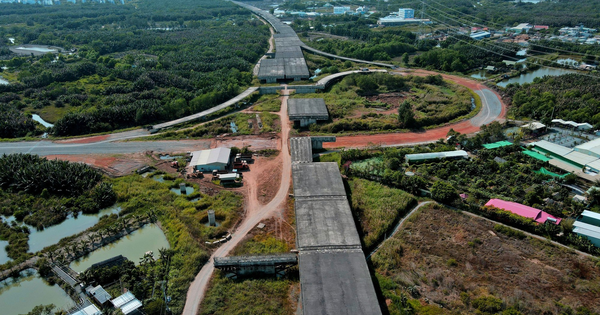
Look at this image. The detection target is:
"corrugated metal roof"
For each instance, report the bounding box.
[530,140,572,157]
[190,148,230,167]
[562,151,598,165]
[405,150,468,161]
[575,138,600,157]
[111,291,135,308]
[485,199,561,224]
[69,305,102,315]
[573,221,600,237]
[586,159,600,171]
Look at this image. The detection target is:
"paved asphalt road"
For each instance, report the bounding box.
[0,140,210,156]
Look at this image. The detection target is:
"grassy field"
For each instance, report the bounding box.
[348,178,417,250]
[290,73,473,136]
[144,111,280,140]
[372,203,600,315]
[252,94,281,112]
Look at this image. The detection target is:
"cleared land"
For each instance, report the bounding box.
[372,204,600,315]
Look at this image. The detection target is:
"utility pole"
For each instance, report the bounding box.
[416,1,425,45]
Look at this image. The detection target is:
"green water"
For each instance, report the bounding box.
[0,240,8,264]
[28,205,121,253]
[69,224,169,272]
[0,269,74,315]
[170,186,195,195]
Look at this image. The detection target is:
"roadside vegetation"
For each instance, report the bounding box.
[347,178,416,250]
[0,0,269,138]
[144,111,280,141]
[292,73,474,135]
[372,203,600,315]
[504,74,600,129]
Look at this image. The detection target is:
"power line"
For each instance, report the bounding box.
[421,0,600,58]
[423,13,600,79]
[422,10,595,69]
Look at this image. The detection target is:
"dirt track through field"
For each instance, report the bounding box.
[181,87,292,315]
[323,71,506,149]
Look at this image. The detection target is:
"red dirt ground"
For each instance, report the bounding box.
[45,153,148,176]
[56,134,110,144]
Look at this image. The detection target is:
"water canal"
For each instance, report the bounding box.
[0,205,121,261]
[496,67,578,87]
[0,269,74,315]
[70,224,169,272]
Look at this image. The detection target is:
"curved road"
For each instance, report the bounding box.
[181,88,293,315]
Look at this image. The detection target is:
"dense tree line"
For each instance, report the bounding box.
[505,74,600,128]
[0,0,269,137]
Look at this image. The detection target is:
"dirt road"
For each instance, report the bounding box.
[323,70,506,149]
[181,87,292,315]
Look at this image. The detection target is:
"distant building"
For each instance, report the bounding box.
[288,98,329,127]
[333,6,351,14]
[190,147,231,172]
[485,199,561,225]
[378,17,429,26]
[398,8,415,19]
[470,31,491,40]
[507,23,533,34]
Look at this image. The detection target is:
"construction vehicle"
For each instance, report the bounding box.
[233,154,249,170]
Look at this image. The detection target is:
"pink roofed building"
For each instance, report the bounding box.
[485,199,562,225]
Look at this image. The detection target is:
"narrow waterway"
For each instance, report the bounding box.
[0,204,121,260]
[69,224,169,272]
[0,269,74,315]
[497,67,578,87]
[29,205,121,253]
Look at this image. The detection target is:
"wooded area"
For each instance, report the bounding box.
[0,0,269,137]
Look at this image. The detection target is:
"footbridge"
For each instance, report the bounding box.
[214,254,298,278]
[289,137,382,315]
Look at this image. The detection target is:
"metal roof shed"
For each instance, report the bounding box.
[573,221,600,247]
[190,147,231,171]
[580,210,600,227]
[562,151,599,168]
[575,138,600,158]
[586,159,600,173]
[69,305,102,315]
[530,140,572,157]
[404,150,468,163]
[111,292,142,315]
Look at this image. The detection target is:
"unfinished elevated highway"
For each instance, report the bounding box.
[290,137,382,315]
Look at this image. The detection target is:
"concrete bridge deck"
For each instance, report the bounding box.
[152,87,258,130]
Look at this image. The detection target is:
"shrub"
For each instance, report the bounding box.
[472,295,504,314]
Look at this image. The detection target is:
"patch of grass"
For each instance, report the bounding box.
[253,94,281,112]
[315,152,342,166]
[494,224,526,240]
[348,178,417,249]
[200,276,297,315]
